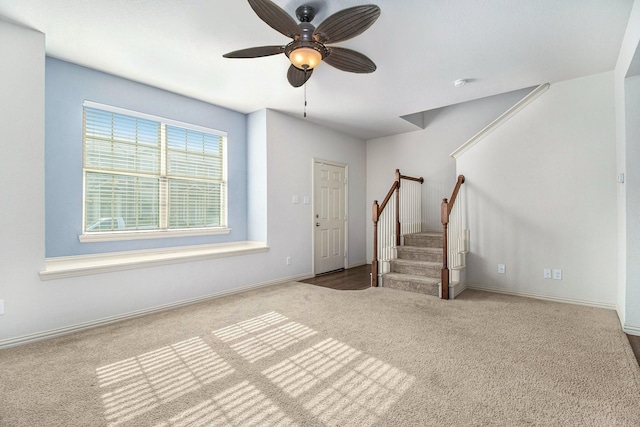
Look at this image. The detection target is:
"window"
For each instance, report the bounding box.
[82,101,227,238]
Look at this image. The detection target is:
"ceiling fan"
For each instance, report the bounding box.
[223,0,381,87]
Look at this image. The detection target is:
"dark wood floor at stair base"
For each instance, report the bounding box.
[300,265,640,367]
[300,265,371,290]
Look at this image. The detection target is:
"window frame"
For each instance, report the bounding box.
[80,100,230,243]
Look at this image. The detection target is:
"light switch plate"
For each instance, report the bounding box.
[543,269,552,279]
[498,264,506,274]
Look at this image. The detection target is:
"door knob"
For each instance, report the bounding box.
[316,222,320,227]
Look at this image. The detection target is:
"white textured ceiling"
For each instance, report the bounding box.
[0,0,633,139]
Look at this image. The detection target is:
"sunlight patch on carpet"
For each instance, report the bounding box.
[263,337,415,426]
[152,381,295,427]
[263,338,361,397]
[212,311,288,342]
[305,356,416,427]
[97,337,234,426]
[229,321,318,363]
[96,312,414,426]
[213,312,318,363]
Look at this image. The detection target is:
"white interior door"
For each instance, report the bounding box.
[314,161,346,274]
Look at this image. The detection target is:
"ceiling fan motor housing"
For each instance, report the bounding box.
[296,5,317,22]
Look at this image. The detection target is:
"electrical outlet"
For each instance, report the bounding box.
[498,264,506,274]
[543,269,552,279]
[286,256,292,265]
[292,195,299,204]
[553,269,562,280]
[0,299,4,315]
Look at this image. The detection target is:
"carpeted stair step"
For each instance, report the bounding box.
[382,273,440,296]
[390,259,440,278]
[403,232,442,249]
[396,246,442,263]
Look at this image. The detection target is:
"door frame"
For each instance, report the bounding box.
[312,158,349,275]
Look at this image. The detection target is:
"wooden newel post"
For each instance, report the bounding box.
[441,198,449,300]
[395,170,401,246]
[372,200,379,287]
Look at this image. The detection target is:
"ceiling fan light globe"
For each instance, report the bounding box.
[290,47,322,70]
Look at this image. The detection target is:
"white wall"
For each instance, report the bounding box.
[457,72,618,307]
[615,0,640,334]
[0,22,367,346]
[623,76,640,330]
[265,110,367,270]
[365,88,532,262]
[0,19,46,344]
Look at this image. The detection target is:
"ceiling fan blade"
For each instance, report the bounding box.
[223,45,284,58]
[314,5,381,44]
[247,0,300,39]
[287,65,313,87]
[324,47,376,73]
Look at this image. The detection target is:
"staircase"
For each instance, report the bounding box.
[371,171,466,299]
[381,232,442,297]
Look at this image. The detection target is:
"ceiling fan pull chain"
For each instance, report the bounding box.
[304,72,308,118]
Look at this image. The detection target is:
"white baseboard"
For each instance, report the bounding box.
[624,324,640,336]
[450,281,466,299]
[616,305,625,329]
[348,261,368,269]
[438,281,467,299]
[0,272,313,350]
[466,284,617,310]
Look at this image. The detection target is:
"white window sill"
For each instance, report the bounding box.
[40,241,269,281]
[79,227,231,243]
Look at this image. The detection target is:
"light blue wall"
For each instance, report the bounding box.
[45,58,248,257]
[247,109,268,242]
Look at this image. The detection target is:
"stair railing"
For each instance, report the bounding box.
[372,169,423,287]
[440,175,466,299]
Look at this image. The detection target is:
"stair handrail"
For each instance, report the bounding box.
[440,175,466,299]
[372,169,423,287]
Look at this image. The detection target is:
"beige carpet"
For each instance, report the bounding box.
[1,283,639,426]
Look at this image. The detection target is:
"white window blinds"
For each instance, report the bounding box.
[166,126,225,228]
[83,102,227,233]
